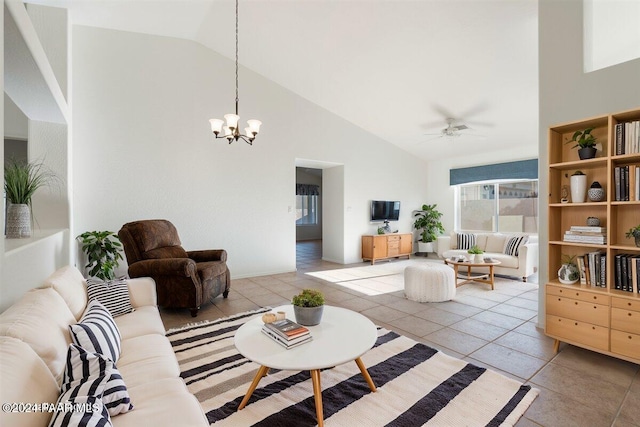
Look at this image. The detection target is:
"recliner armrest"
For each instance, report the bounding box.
[187,249,227,263]
[128,258,197,278]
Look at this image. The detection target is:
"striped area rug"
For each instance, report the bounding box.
[167,308,538,426]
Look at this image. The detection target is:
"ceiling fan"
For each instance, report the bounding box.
[422,118,485,142]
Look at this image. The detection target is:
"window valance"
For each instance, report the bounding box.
[296,184,320,196]
[450,159,538,186]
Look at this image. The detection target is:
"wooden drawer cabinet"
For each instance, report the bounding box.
[361,234,411,264]
[612,297,640,312]
[546,315,609,351]
[546,295,609,327]
[547,286,609,305]
[612,308,640,335]
[610,330,640,359]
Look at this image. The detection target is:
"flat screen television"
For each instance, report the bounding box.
[371,200,400,222]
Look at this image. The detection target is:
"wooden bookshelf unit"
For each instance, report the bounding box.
[545,107,640,365]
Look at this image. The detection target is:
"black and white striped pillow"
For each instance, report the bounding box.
[86,278,134,317]
[60,344,133,417]
[69,300,121,363]
[504,235,528,257]
[49,345,112,427]
[456,233,476,250]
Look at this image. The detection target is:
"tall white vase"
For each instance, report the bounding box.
[570,174,587,203]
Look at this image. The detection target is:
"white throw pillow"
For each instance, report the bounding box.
[86,278,134,317]
[69,300,121,363]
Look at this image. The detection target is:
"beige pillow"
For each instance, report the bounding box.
[486,234,507,253]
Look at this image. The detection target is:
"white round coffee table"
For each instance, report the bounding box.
[234,305,377,427]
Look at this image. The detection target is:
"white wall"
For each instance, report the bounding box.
[538,0,640,326]
[4,94,27,139]
[72,26,429,278]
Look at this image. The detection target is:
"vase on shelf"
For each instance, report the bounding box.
[570,171,587,203]
[558,263,579,285]
[6,204,31,238]
[588,181,605,202]
[636,236,640,248]
[586,217,600,226]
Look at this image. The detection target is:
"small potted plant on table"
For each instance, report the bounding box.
[292,289,325,326]
[626,225,640,248]
[467,245,484,263]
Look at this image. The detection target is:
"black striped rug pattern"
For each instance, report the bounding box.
[167,308,538,426]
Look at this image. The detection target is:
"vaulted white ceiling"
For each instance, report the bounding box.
[35,0,539,161]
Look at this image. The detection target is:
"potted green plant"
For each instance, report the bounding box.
[566,128,597,160]
[625,225,640,248]
[4,158,57,238]
[292,289,325,326]
[77,231,124,280]
[558,254,580,284]
[467,245,484,263]
[412,204,445,254]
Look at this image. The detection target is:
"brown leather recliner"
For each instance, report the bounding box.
[118,219,230,317]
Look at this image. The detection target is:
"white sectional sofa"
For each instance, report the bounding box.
[0,266,208,427]
[437,232,538,282]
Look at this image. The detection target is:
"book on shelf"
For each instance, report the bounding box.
[261,327,313,349]
[563,230,606,244]
[615,120,640,155]
[577,256,587,285]
[264,318,310,340]
[613,165,639,201]
[569,226,606,233]
[614,254,640,293]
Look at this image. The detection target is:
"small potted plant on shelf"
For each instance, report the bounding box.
[558,254,580,284]
[4,158,57,238]
[566,128,597,160]
[77,231,124,280]
[292,289,325,326]
[412,204,445,254]
[625,225,640,248]
[467,245,484,263]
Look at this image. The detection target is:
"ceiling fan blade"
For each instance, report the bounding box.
[452,124,468,131]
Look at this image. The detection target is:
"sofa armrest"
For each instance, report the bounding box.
[187,249,227,263]
[128,258,197,278]
[436,236,451,258]
[518,241,539,277]
[127,277,157,308]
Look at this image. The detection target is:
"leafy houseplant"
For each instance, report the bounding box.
[292,289,325,326]
[625,225,640,248]
[77,231,124,280]
[412,204,445,253]
[566,128,597,159]
[4,159,57,238]
[558,254,580,284]
[467,245,484,263]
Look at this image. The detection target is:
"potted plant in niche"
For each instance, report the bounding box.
[625,225,640,248]
[467,245,484,263]
[4,159,57,238]
[292,289,325,326]
[77,231,124,280]
[566,128,597,160]
[558,254,580,284]
[412,204,445,254]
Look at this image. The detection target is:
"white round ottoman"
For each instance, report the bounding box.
[404,264,456,302]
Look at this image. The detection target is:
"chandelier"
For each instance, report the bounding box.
[209,0,261,145]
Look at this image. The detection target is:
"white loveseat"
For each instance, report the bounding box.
[0,266,208,427]
[437,232,538,282]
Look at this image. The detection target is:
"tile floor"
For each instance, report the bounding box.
[160,240,640,427]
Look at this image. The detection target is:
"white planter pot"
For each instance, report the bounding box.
[6,204,31,238]
[474,254,484,263]
[417,242,434,253]
[570,174,587,203]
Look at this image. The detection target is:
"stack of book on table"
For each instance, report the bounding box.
[563,226,606,245]
[261,318,312,349]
